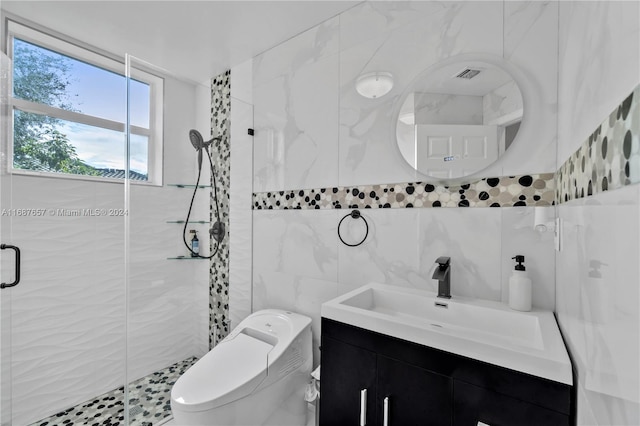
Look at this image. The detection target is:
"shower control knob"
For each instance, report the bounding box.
[211,221,225,243]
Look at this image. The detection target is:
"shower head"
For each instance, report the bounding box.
[189,129,203,151]
[189,129,220,151]
[189,129,221,169]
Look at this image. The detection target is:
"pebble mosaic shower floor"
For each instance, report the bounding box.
[30,357,197,426]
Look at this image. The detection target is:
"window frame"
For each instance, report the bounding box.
[6,18,164,185]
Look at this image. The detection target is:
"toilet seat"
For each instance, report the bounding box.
[171,333,273,412]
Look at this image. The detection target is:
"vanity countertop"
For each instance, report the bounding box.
[321,282,572,385]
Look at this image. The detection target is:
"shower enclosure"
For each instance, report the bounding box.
[0,32,211,425]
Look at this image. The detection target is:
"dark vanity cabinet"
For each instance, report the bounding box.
[376,354,452,425]
[320,318,574,426]
[452,381,571,425]
[320,336,377,425]
[321,335,451,426]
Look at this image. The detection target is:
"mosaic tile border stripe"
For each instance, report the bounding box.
[252,84,638,210]
[556,84,639,204]
[253,173,555,210]
[31,357,197,426]
[210,70,231,348]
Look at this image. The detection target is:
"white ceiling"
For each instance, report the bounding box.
[1,0,359,85]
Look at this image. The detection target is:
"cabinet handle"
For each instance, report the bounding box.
[359,389,367,426]
[383,396,390,426]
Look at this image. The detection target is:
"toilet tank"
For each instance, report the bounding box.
[227,309,313,391]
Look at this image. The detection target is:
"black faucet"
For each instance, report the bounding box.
[432,257,451,299]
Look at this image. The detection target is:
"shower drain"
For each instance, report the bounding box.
[129,405,144,417]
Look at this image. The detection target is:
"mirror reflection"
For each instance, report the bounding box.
[396,60,523,179]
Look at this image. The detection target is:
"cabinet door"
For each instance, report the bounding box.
[453,380,570,426]
[320,336,377,426]
[376,355,452,426]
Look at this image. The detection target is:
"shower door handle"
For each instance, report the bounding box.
[1,244,21,288]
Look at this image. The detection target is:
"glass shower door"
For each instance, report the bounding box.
[0,45,210,426]
[0,50,13,426]
[0,41,129,425]
[124,54,210,425]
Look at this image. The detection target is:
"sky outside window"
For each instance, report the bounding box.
[13,38,150,175]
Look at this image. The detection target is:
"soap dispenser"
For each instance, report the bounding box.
[508,255,532,311]
[190,229,199,257]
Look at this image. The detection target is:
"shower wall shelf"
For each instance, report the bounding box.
[166,220,210,224]
[167,184,211,188]
[167,256,209,260]
[167,183,211,260]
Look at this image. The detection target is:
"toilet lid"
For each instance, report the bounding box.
[171,333,273,412]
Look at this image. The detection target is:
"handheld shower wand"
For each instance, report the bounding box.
[189,129,220,169]
[183,129,225,259]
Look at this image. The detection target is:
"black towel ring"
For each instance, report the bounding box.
[337,209,369,247]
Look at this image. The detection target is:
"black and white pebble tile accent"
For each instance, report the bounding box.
[252,84,639,211]
[253,173,556,210]
[210,70,231,348]
[30,357,197,426]
[556,84,639,203]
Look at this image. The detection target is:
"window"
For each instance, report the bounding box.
[7,20,163,184]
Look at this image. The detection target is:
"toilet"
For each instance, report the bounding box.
[171,309,313,425]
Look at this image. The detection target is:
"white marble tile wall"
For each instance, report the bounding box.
[557,1,640,166]
[252,1,558,190]
[253,17,340,192]
[335,206,554,308]
[253,210,338,283]
[252,209,339,364]
[336,208,505,299]
[253,206,555,366]
[501,0,558,176]
[557,186,639,425]
[337,208,421,295]
[338,1,505,186]
[252,1,558,188]
[556,1,640,425]
[229,59,254,329]
[500,207,556,310]
[417,208,503,301]
[249,1,560,372]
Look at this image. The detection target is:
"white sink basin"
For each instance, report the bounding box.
[321,283,572,385]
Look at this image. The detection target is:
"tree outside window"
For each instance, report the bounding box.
[13,39,100,176]
[8,21,162,184]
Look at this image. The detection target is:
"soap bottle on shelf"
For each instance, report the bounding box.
[508,255,532,312]
[190,229,199,257]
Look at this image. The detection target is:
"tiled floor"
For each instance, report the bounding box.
[30,357,198,426]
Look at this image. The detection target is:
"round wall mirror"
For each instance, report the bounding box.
[395,58,524,180]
